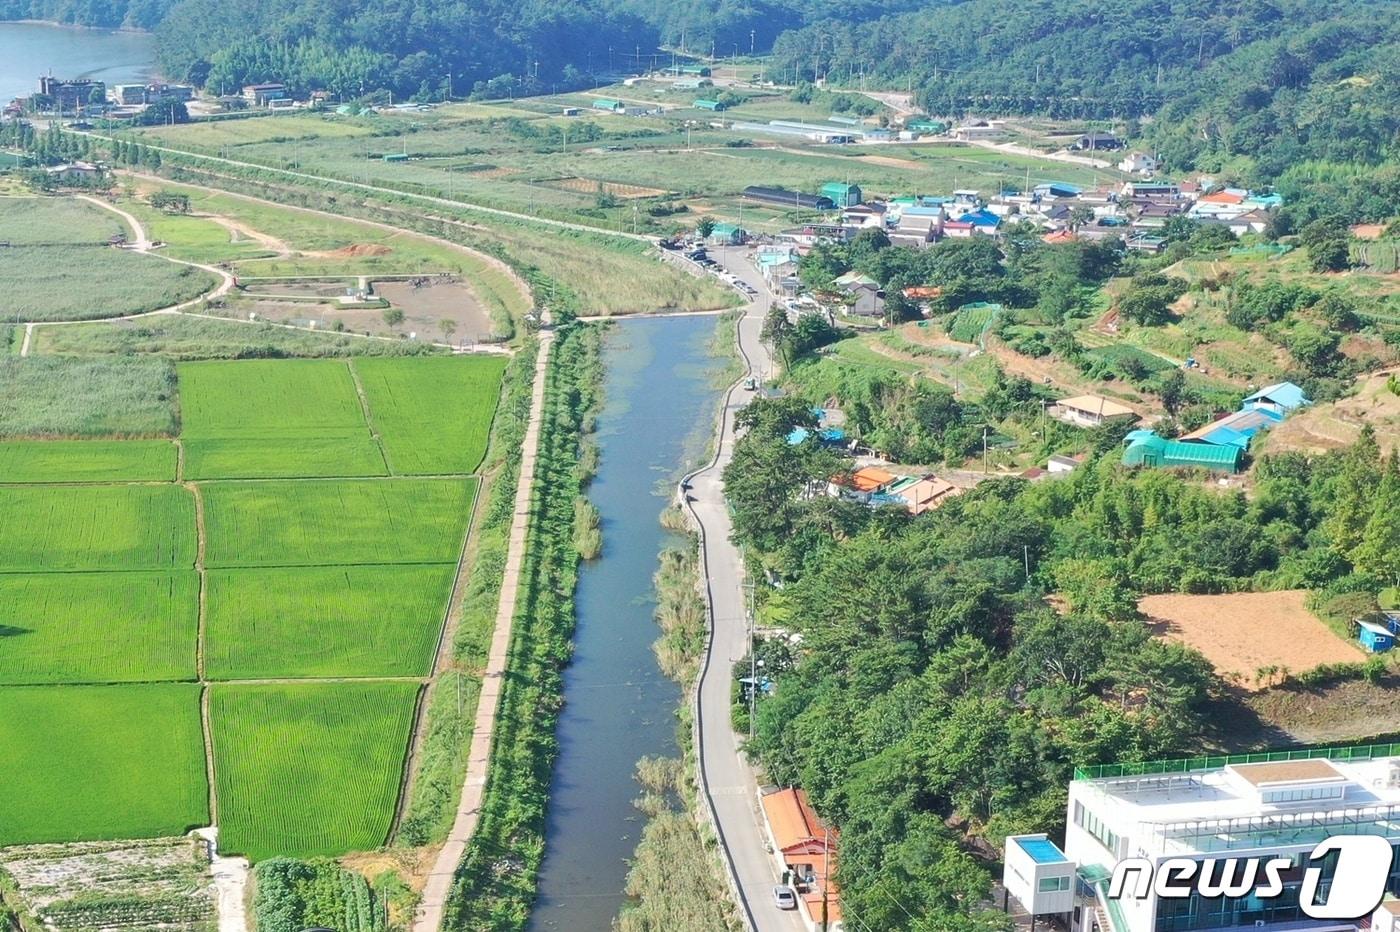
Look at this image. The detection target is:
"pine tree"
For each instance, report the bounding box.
[1352,450,1400,587]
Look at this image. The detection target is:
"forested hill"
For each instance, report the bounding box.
[0,0,172,29]
[770,0,1400,196]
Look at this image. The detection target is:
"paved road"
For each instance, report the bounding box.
[680,248,807,932]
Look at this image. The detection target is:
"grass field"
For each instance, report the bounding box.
[32,313,446,359]
[353,355,506,474]
[203,564,454,679]
[137,113,374,147]
[1,246,218,322]
[0,484,195,571]
[0,572,198,684]
[200,477,474,567]
[209,682,419,861]
[0,196,124,243]
[0,684,208,847]
[0,357,178,437]
[0,439,177,482]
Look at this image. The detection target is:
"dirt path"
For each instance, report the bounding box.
[121,170,536,321]
[412,330,554,932]
[18,196,238,357]
[203,213,291,255]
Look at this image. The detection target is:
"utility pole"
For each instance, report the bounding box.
[982,425,989,474]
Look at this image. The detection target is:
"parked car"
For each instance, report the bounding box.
[773,886,798,910]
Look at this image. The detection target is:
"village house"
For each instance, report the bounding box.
[242,83,288,106]
[1118,151,1159,174]
[1073,130,1124,151]
[831,271,883,317]
[841,201,887,229]
[879,474,959,514]
[951,121,1006,141]
[1052,394,1138,429]
[759,788,843,931]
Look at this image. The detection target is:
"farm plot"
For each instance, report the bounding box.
[353,355,506,474]
[0,571,198,684]
[0,245,218,322]
[0,357,178,438]
[1141,590,1366,688]
[208,682,419,861]
[200,477,475,567]
[203,564,454,679]
[0,484,195,571]
[0,196,124,243]
[177,359,385,478]
[0,684,208,847]
[0,439,177,483]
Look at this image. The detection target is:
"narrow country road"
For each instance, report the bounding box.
[680,247,806,932]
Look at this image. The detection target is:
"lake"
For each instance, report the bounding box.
[0,21,155,103]
[527,315,727,931]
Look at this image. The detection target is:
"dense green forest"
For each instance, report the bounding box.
[0,0,171,29]
[770,0,1400,215]
[725,391,1398,930]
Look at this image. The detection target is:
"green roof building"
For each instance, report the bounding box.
[1121,431,1242,473]
[694,98,726,111]
[680,64,712,76]
[821,182,863,208]
[592,98,624,112]
[907,118,947,134]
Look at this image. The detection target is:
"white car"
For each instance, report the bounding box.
[773,885,798,910]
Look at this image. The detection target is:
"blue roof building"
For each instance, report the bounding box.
[1359,620,1395,653]
[1243,381,1310,413]
[1180,407,1284,449]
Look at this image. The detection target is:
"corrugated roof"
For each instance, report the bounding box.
[1244,381,1308,410]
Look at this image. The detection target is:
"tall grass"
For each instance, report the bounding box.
[0,357,178,437]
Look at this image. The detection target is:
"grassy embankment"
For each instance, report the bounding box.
[440,324,602,930]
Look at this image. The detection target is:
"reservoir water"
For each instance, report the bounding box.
[0,22,155,103]
[528,315,728,930]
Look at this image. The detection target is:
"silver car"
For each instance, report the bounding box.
[773,885,798,910]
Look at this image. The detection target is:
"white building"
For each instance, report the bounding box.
[1119,152,1160,175]
[1006,748,1400,932]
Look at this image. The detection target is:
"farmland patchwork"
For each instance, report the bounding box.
[0,355,504,860]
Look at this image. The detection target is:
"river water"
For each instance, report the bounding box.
[528,315,728,931]
[0,22,155,103]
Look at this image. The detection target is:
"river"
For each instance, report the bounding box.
[528,315,728,931]
[0,22,154,103]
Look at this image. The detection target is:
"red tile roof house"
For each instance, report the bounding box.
[760,787,844,930]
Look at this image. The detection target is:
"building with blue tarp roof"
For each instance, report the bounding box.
[1243,381,1309,414]
[1180,407,1283,449]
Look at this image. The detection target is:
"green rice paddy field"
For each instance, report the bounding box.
[0,354,504,860]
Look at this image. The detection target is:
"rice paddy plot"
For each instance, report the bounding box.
[0,196,125,244]
[200,478,475,567]
[0,485,196,571]
[0,684,208,847]
[204,564,455,679]
[0,439,177,483]
[208,682,419,860]
[0,571,198,684]
[0,246,218,322]
[353,356,506,475]
[178,360,370,440]
[182,436,387,480]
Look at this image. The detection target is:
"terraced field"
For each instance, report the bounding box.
[0,354,505,861]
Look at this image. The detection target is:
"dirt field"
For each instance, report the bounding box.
[548,176,670,199]
[1267,367,1400,456]
[1141,590,1365,688]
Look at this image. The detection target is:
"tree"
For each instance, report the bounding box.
[761,305,794,369]
[1351,454,1400,586]
[383,308,405,328]
[439,318,457,344]
[695,216,715,239]
[1158,368,1186,414]
[1298,217,1351,273]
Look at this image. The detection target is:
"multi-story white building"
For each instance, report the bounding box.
[1005,746,1400,932]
